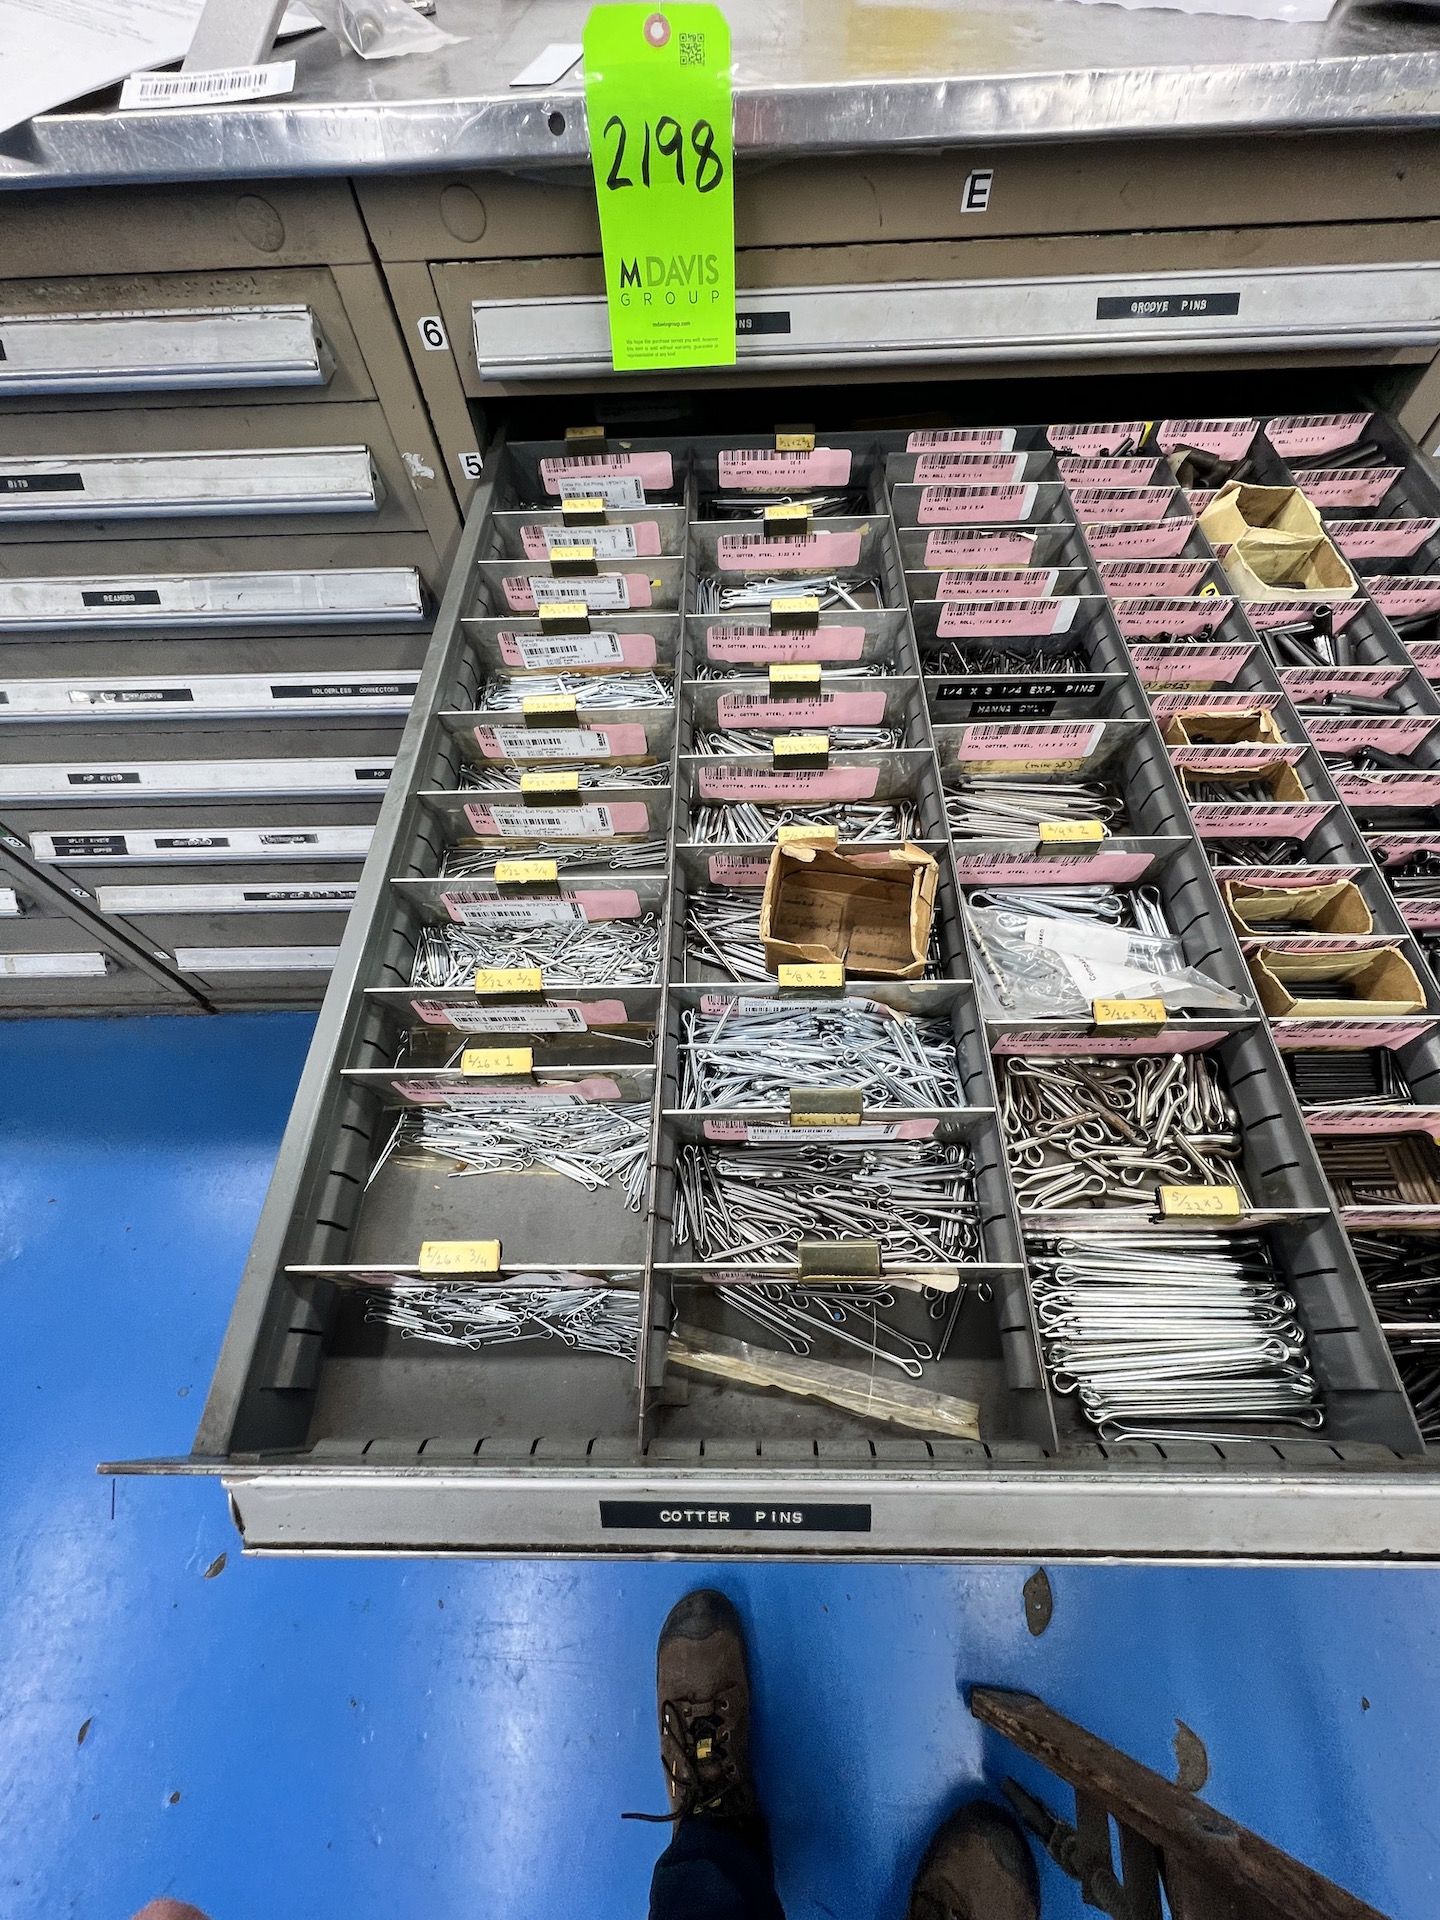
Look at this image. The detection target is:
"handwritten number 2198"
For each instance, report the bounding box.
[602,116,724,193]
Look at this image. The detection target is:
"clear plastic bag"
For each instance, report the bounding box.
[669,1327,981,1439]
[966,903,1251,1020]
[303,0,461,59]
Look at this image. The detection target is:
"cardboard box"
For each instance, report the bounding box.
[1199,482,1357,602]
[1222,878,1373,938]
[1247,943,1423,1017]
[1162,708,1286,751]
[761,842,938,980]
[1199,481,1324,548]
[1182,760,1311,803]
[1222,534,1357,603]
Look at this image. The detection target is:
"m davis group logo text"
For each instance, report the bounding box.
[616,252,724,304]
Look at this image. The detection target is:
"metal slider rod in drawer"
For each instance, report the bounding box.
[0,949,110,979]
[0,568,425,628]
[0,306,333,394]
[0,448,381,521]
[172,944,339,974]
[26,824,376,865]
[0,887,18,916]
[0,757,395,801]
[93,882,360,916]
[0,670,419,720]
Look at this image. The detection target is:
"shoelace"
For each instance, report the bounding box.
[623,1698,736,1823]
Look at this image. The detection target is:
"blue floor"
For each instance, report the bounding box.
[1,1013,1436,1920]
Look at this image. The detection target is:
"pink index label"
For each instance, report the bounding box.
[1329,518,1439,560]
[1267,412,1373,459]
[1403,901,1440,929]
[714,690,886,727]
[1301,469,1402,510]
[922,529,1039,566]
[462,800,650,837]
[949,851,1153,883]
[717,448,853,488]
[1116,598,1232,639]
[706,854,770,887]
[1305,715,1439,754]
[1407,643,1440,679]
[1335,773,1440,805]
[1342,1205,1440,1226]
[696,766,881,802]
[1131,643,1252,685]
[1281,666,1406,700]
[1083,519,1194,559]
[1215,864,1362,887]
[700,1118,938,1143]
[913,453,1027,483]
[1067,486,1175,521]
[1371,580,1440,619]
[907,428,1017,452]
[936,597,1080,638]
[471,722,650,763]
[1150,690,1280,718]
[1273,1015,1434,1049]
[954,720,1102,762]
[1240,934,1393,955]
[407,996,628,1033]
[932,567,1061,599]
[703,623,866,664]
[1306,1107,1440,1136]
[1171,744,1305,772]
[1058,457,1160,486]
[495,629,657,670]
[501,572,651,613]
[1100,559,1210,596]
[1247,598,1364,632]
[539,451,673,495]
[1186,490,1220,514]
[519,520,663,559]
[993,1028,1226,1056]
[1046,422,1147,455]
[1189,803,1332,838]
[916,484,1037,525]
[716,530,863,572]
[1158,417,1259,458]
[441,887,641,924]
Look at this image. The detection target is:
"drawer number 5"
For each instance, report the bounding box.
[417,314,449,351]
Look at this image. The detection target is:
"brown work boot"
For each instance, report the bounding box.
[651,1588,760,1824]
[908,1801,1041,1920]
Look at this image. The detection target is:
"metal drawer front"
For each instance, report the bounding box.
[95,882,359,915]
[27,824,376,865]
[0,568,424,628]
[0,306,332,393]
[0,758,395,801]
[0,448,380,520]
[0,670,418,719]
[472,264,1440,380]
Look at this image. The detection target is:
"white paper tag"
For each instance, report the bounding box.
[508,42,583,87]
[512,632,625,669]
[119,59,296,111]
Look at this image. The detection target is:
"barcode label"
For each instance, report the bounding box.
[531,523,641,559]
[907,428,1016,451]
[488,726,612,759]
[1068,486,1174,519]
[913,453,1026,482]
[1267,412,1373,458]
[1047,422,1146,455]
[118,59,295,110]
[445,894,588,927]
[557,475,645,507]
[527,574,633,611]
[916,484,1037,524]
[478,805,617,838]
[540,452,673,494]
[509,633,626,668]
[1158,417,1258,457]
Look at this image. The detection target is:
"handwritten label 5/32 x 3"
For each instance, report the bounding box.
[583,5,736,371]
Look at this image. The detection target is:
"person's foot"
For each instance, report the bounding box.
[907,1800,1041,1920]
[653,1588,760,1824]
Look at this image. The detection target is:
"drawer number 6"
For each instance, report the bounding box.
[418,315,449,351]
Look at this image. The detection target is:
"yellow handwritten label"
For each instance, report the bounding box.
[1038,819,1107,844]
[778,962,845,989]
[1093,998,1168,1028]
[777,823,838,847]
[764,500,811,525]
[494,858,559,886]
[472,967,544,997]
[520,769,580,796]
[419,1240,501,1274]
[460,1046,534,1078]
[537,600,589,627]
[773,731,829,762]
[776,430,816,452]
[769,662,822,688]
[522,693,579,720]
[1159,1184,1241,1219]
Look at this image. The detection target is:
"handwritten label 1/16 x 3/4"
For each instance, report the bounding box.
[583,5,736,372]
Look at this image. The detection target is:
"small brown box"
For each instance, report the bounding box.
[1247,944,1424,1018]
[760,842,938,981]
[1223,878,1373,939]
[1162,707,1286,751]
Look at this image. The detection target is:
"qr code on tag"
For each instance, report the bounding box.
[679,31,705,63]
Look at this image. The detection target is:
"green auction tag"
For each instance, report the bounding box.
[583,4,735,372]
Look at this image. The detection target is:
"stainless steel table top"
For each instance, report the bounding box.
[2,0,1440,191]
